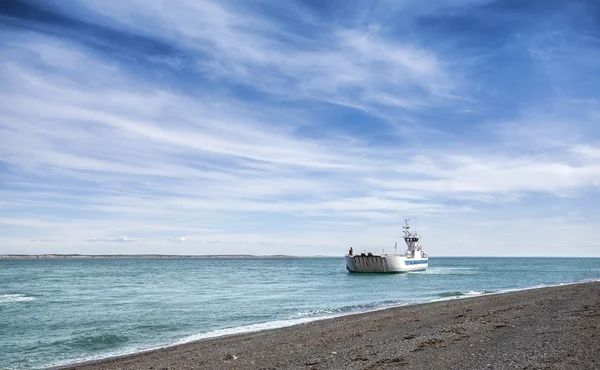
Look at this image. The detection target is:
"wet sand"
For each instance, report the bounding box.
[59,281,600,370]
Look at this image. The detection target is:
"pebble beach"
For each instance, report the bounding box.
[58,281,600,370]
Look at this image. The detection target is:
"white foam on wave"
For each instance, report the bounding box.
[491,278,600,295]
[0,293,35,303]
[464,290,486,296]
[432,278,600,304]
[173,317,326,345]
[291,302,391,318]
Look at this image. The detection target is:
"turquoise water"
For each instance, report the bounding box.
[1,257,599,369]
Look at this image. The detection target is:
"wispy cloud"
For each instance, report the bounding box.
[84,236,137,243]
[1,0,599,256]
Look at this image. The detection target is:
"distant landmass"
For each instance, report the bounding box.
[0,254,331,259]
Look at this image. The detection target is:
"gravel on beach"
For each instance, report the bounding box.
[59,281,600,370]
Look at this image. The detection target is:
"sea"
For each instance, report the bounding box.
[1,257,600,369]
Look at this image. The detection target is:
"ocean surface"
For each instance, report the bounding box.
[1,257,599,369]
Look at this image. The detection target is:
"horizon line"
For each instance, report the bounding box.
[1,254,599,259]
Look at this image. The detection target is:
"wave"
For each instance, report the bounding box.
[0,293,35,303]
[291,301,399,318]
[72,333,130,351]
[436,278,600,300]
[488,278,600,295]
[437,290,495,298]
[174,318,320,345]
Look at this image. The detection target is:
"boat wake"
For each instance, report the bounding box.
[411,267,477,275]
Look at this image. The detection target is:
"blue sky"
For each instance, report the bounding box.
[1,0,599,256]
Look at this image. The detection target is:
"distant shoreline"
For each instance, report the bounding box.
[3,255,600,259]
[0,254,333,259]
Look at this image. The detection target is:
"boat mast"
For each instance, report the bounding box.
[403,218,419,256]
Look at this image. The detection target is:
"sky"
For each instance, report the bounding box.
[1,0,599,257]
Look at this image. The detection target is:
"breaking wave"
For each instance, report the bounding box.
[291,301,400,318]
[72,333,131,351]
[438,290,495,298]
[0,293,35,303]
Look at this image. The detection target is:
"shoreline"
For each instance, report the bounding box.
[55,281,600,370]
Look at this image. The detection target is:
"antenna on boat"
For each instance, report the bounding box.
[394,241,397,255]
[403,218,410,238]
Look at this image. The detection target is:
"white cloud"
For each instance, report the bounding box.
[84,236,137,243]
[572,144,600,159]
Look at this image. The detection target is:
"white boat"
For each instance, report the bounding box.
[345,219,428,273]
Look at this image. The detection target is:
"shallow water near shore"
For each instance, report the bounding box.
[1,257,599,369]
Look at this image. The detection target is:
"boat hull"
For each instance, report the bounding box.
[345,254,428,273]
